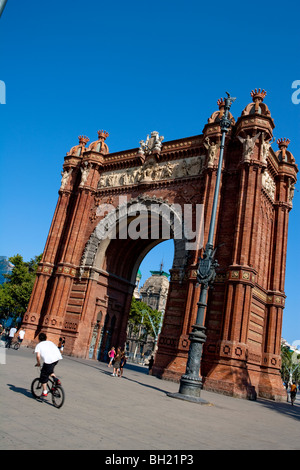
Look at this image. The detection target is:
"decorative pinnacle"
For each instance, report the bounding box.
[217,98,225,118]
[251,88,267,102]
[217,98,225,108]
[277,138,290,159]
[277,138,290,149]
[97,130,109,140]
[78,135,89,146]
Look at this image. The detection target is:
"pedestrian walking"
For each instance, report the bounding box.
[108,346,115,367]
[118,351,127,377]
[287,382,291,402]
[112,347,122,376]
[290,382,297,405]
[58,336,65,353]
[148,355,154,374]
[6,325,17,348]
[17,327,26,346]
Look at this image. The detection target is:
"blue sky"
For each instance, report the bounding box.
[0,0,299,344]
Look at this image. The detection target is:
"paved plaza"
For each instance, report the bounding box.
[0,345,299,451]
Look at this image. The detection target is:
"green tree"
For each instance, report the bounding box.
[128,297,162,339]
[0,253,42,322]
[281,344,300,383]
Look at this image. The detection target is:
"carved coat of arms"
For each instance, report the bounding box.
[139,131,164,155]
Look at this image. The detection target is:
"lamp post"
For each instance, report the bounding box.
[0,0,8,18]
[168,92,236,403]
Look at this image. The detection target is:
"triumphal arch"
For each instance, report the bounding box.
[23,89,297,400]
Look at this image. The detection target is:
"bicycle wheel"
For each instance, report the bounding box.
[31,378,43,399]
[13,342,20,350]
[51,385,65,408]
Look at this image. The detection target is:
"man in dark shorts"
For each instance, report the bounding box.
[34,333,62,397]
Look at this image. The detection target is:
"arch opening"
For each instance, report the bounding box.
[84,198,189,362]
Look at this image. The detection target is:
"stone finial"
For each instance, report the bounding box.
[87,130,109,154]
[206,98,235,125]
[251,88,267,102]
[78,135,90,146]
[241,88,271,117]
[67,135,89,156]
[277,137,290,149]
[277,138,290,159]
[251,89,267,112]
[97,130,109,140]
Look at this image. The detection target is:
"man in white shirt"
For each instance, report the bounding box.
[6,326,17,348]
[35,332,62,397]
[18,327,26,344]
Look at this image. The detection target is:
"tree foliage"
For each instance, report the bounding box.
[128,297,162,338]
[0,254,42,321]
[281,344,300,383]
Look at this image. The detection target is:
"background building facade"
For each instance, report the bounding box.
[126,267,170,361]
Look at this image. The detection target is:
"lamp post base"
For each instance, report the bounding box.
[166,323,212,405]
[167,331,212,405]
[167,392,211,405]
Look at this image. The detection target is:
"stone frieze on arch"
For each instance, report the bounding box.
[96,155,205,190]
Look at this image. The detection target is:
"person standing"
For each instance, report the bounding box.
[34,332,62,397]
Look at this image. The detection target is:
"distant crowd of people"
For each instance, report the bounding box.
[0,323,155,379]
[108,346,127,377]
[284,381,299,404]
[0,324,66,356]
[108,346,155,377]
[0,324,26,348]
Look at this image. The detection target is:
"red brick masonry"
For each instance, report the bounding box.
[23,91,297,400]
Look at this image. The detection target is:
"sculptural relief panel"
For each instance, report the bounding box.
[261,171,276,201]
[97,155,205,190]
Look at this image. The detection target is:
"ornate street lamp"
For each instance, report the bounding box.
[168,92,236,403]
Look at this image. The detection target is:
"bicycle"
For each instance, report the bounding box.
[11,340,21,350]
[5,339,20,349]
[31,373,65,408]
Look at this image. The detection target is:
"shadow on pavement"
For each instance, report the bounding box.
[256,397,300,422]
[7,383,33,399]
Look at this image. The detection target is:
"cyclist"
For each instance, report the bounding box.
[290,382,297,405]
[34,333,62,397]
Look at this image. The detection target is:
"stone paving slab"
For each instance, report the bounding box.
[0,346,299,451]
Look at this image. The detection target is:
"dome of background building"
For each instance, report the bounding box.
[139,264,170,312]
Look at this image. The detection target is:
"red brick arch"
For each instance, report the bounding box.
[23,92,297,400]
